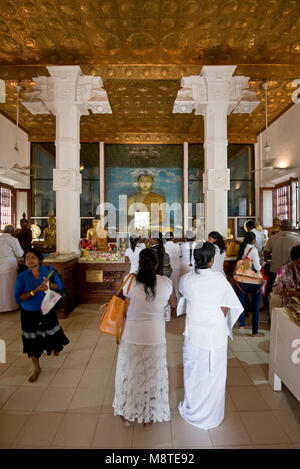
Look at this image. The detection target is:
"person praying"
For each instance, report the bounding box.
[177,242,243,430]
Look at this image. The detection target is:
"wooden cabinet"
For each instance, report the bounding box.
[77,261,130,305]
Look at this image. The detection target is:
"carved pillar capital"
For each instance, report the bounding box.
[53,169,82,193]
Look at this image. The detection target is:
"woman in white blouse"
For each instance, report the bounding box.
[0,225,23,312]
[180,231,202,275]
[113,248,173,429]
[124,236,146,274]
[177,242,243,429]
[208,231,226,276]
[236,232,264,337]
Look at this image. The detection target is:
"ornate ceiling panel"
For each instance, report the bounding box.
[0,1,299,142]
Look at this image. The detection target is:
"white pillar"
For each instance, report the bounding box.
[201,66,235,238]
[22,66,112,254]
[172,66,260,239]
[49,66,82,254]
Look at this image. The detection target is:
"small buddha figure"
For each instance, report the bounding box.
[43,210,56,247]
[86,219,99,241]
[227,227,234,239]
[127,171,166,230]
[87,218,108,251]
[15,212,32,250]
[269,216,281,237]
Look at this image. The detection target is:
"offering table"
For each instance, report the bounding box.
[77,251,130,305]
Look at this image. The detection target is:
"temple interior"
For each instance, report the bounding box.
[0,0,300,450]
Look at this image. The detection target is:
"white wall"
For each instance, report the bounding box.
[255,102,300,224]
[0,113,30,189]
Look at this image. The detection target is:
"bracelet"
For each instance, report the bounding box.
[30,291,35,297]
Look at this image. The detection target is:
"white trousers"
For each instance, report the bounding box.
[0,270,19,313]
[178,336,227,430]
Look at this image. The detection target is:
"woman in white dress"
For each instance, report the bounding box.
[0,225,24,312]
[124,236,146,274]
[180,231,202,275]
[113,248,173,429]
[236,232,264,337]
[178,242,243,430]
[164,231,181,302]
[208,231,226,276]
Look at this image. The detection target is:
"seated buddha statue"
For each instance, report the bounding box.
[127,171,166,230]
[87,218,108,251]
[43,210,56,247]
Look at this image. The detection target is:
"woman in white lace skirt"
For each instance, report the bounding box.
[113,248,173,429]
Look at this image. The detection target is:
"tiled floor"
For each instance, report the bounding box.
[0,305,299,449]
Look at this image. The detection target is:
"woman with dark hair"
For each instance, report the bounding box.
[113,248,173,429]
[236,232,263,337]
[180,231,202,275]
[125,235,146,274]
[149,231,172,278]
[177,242,243,430]
[14,248,69,382]
[208,231,226,276]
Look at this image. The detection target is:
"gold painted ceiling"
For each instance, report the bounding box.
[0,0,300,143]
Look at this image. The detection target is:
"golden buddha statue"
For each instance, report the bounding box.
[86,219,99,241]
[227,227,234,239]
[127,172,166,230]
[43,210,56,247]
[87,218,108,251]
[269,216,281,237]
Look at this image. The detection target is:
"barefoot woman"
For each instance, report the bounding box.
[14,248,69,383]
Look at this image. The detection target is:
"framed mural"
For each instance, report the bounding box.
[105,144,183,235]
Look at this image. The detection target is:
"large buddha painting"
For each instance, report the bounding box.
[105,144,183,233]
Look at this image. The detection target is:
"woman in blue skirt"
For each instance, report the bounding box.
[14,248,69,383]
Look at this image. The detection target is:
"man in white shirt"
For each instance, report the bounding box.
[245,220,264,257]
[0,225,24,312]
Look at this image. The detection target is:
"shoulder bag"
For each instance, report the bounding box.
[233,247,263,285]
[99,273,135,344]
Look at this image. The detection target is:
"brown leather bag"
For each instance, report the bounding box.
[99,273,135,344]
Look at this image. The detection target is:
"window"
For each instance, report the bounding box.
[274,183,290,220]
[0,185,12,230]
[188,144,255,232]
[228,144,255,217]
[273,178,299,228]
[31,143,100,238]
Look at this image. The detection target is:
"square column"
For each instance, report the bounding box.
[48,66,82,254]
[173,66,260,238]
[201,66,235,237]
[23,65,112,255]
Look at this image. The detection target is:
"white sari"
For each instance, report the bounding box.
[177,269,243,429]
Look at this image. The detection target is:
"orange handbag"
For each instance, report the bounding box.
[99,273,135,344]
[233,248,263,285]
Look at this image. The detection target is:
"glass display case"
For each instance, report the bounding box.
[0,186,12,230]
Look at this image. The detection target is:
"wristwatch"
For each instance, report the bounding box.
[30,291,35,297]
